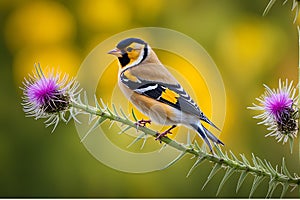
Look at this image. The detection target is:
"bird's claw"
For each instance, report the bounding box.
[155,125,177,143]
[135,119,151,127]
[155,129,173,142]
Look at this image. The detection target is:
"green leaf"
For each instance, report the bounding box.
[266,179,275,198]
[214,144,225,158]
[112,104,119,117]
[161,151,186,170]
[202,163,222,190]
[77,94,83,104]
[264,160,276,175]
[186,131,191,146]
[263,0,277,16]
[229,150,240,163]
[251,153,259,168]
[127,133,146,148]
[280,183,289,198]
[80,117,106,142]
[282,157,292,178]
[256,156,267,172]
[267,181,279,198]
[131,109,138,121]
[186,156,206,177]
[193,140,201,151]
[107,107,114,116]
[159,143,167,152]
[94,95,101,110]
[99,98,108,111]
[288,136,294,154]
[83,91,89,105]
[140,135,148,150]
[108,121,115,129]
[216,168,235,196]
[249,176,265,198]
[118,125,131,134]
[240,154,250,166]
[236,171,248,193]
[119,107,128,119]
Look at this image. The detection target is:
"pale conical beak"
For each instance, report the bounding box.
[107,48,122,57]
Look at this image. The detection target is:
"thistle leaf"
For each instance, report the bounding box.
[112,104,119,117]
[80,117,106,142]
[202,163,222,190]
[131,109,138,121]
[251,153,259,168]
[266,179,275,198]
[249,176,265,198]
[159,143,167,152]
[216,168,235,196]
[186,156,206,177]
[214,144,225,158]
[107,107,114,116]
[83,91,89,105]
[267,181,279,198]
[280,183,289,198]
[140,135,148,150]
[229,150,240,163]
[118,125,132,134]
[108,121,115,129]
[256,156,267,172]
[77,93,83,104]
[119,107,128,119]
[99,98,108,111]
[263,0,277,16]
[161,151,186,170]
[236,171,248,193]
[186,131,191,146]
[264,160,276,175]
[193,140,201,151]
[240,154,250,166]
[282,157,292,178]
[288,136,294,154]
[127,133,146,148]
[94,95,101,110]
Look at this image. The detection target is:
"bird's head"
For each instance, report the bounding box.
[108,38,149,68]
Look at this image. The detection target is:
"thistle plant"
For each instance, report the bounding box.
[248,80,298,147]
[19,3,300,197]
[21,63,81,131]
[20,64,300,197]
[263,0,300,23]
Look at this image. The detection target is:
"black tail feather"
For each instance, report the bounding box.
[202,126,224,145]
[191,123,224,153]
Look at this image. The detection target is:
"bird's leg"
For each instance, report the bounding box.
[135,119,151,127]
[155,125,177,141]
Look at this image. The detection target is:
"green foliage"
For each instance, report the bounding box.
[71,93,300,198]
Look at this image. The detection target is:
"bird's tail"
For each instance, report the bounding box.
[190,122,224,153]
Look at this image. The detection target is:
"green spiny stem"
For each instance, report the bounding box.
[297,25,300,198]
[71,100,300,187]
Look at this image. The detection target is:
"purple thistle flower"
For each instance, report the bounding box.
[248,79,298,144]
[21,64,80,132]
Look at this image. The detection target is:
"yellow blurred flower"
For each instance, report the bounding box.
[77,0,131,31]
[216,16,287,84]
[13,45,80,86]
[4,1,75,52]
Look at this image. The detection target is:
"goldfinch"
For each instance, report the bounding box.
[108,38,224,152]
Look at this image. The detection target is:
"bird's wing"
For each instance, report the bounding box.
[120,69,219,130]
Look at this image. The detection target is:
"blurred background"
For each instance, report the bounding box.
[0,0,299,197]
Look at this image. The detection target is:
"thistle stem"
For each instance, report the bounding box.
[297,25,300,197]
[71,100,300,187]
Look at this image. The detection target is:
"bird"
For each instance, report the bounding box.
[108,38,224,152]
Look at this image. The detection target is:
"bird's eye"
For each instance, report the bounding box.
[126,47,133,52]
